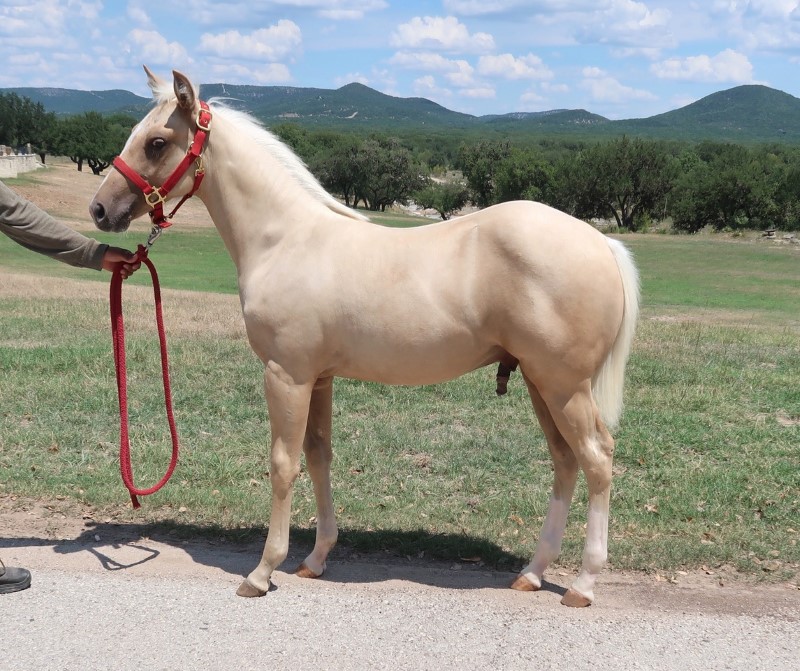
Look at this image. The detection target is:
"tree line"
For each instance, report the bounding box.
[0,92,136,174]
[277,125,800,232]
[4,91,800,231]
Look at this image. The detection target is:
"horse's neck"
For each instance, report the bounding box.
[198,118,331,273]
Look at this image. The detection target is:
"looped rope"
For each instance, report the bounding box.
[110,244,179,508]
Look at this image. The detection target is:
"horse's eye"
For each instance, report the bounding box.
[150,138,167,151]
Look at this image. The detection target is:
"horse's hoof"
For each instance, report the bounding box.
[510,574,540,592]
[295,562,322,579]
[561,588,592,607]
[236,579,268,597]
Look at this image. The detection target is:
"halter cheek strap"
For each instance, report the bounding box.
[113,101,212,233]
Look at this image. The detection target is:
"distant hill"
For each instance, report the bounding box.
[615,85,800,142]
[199,81,476,128]
[1,87,150,116]
[483,109,610,132]
[3,81,800,143]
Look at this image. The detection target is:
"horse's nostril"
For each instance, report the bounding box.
[91,201,106,223]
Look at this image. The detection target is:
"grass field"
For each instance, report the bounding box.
[1,211,798,579]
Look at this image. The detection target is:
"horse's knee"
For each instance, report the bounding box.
[270,451,301,491]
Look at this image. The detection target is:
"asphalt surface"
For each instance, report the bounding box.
[3,529,799,671]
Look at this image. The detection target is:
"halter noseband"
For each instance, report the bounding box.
[113,101,212,242]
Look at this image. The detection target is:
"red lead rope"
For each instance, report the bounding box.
[110,244,179,508]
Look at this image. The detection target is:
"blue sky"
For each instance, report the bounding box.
[1,1,800,119]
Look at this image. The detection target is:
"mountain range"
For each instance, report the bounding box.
[3,82,800,144]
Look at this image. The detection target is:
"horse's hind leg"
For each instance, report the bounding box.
[237,364,313,597]
[511,377,579,593]
[542,381,615,607]
[296,377,338,579]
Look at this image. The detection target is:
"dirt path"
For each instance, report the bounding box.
[2,499,799,670]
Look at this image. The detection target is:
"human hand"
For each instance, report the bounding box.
[102,247,141,279]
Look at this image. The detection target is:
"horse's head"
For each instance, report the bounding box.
[90,67,205,232]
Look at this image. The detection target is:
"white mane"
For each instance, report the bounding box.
[208,97,369,222]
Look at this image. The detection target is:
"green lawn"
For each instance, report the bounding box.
[1,226,798,578]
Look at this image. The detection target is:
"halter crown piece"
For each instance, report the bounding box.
[113,101,212,248]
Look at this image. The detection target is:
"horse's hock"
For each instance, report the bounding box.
[0,145,41,179]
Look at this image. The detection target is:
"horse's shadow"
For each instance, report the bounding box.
[1,521,567,597]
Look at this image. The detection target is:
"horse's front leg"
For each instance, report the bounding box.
[237,363,313,597]
[295,376,337,579]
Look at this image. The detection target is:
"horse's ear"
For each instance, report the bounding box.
[143,65,168,99]
[173,70,198,113]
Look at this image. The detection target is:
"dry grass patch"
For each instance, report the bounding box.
[0,270,245,341]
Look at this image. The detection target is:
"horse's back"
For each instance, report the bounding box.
[458,200,614,266]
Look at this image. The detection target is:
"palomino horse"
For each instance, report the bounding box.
[90,68,639,607]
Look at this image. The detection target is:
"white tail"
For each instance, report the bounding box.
[592,238,640,430]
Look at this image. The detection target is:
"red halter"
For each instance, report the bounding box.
[113,101,212,235]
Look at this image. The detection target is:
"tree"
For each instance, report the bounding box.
[413,179,469,220]
[556,136,675,230]
[308,133,362,207]
[456,141,511,207]
[55,114,90,172]
[774,152,800,231]
[352,137,425,211]
[53,112,135,174]
[272,122,314,158]
[0,93,19,147]
[493,147,554,204]
[670,143,783,232]
[0,93,57,161]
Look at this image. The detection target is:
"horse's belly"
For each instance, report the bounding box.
[332,336,503,386]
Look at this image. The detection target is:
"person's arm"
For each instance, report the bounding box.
[0,180,139,277]
[0,180,107,270]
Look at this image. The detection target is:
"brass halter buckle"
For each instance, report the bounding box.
[145,189,167,209]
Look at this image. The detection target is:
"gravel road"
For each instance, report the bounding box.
[3,518,799,671]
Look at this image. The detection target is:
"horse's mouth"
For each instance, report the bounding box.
[89,198,134,233]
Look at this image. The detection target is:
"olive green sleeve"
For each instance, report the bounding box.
[0,180,108,271]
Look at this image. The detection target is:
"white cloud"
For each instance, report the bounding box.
[443,0,612,15]
[181,0,386,22]
[542,81,570,94]
[267,0,387,19]
[334,72,370,87]
[610,46,663,60]
[127,2,152,27]
[411,75,498,106]
[651,49,754,83]
[206,62,293,84]
[744,0,797,18]
[128,29,192,66]
[461,86,496,98]
[413,75,451,98]
[391,16,495,53]
[0,0,67,39]
[578,0,674,52]
[710,0,800,50]
[199,20,302,62]
[580,66,657,103]
[477,53,553,80]
[520,89,546,107]
[74,1,102,20]
[389,52,476,87]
